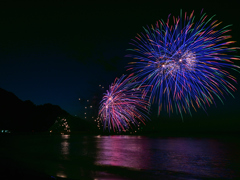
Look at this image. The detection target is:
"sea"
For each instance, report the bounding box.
[0,134,240,179]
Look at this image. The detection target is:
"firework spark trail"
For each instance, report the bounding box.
[98,74,150,132]
[126,10,240,118]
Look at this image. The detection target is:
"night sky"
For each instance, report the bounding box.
[1,1,240,127]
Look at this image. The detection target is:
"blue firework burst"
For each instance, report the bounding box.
[126,10,240,117]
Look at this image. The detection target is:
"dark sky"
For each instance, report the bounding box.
[0,1,240,125]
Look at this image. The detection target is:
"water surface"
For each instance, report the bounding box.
[1,134,239,179]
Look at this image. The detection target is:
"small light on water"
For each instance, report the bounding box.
[61,134,70,139]
[56,172,67,178]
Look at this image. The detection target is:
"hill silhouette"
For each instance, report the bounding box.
[0,88,94,133]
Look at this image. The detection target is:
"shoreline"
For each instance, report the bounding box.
[1,131,239,138]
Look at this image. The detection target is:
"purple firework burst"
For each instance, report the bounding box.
[98,74,149,132]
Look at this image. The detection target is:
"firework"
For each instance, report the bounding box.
[126,10,240,117]
[98,74,149,132]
